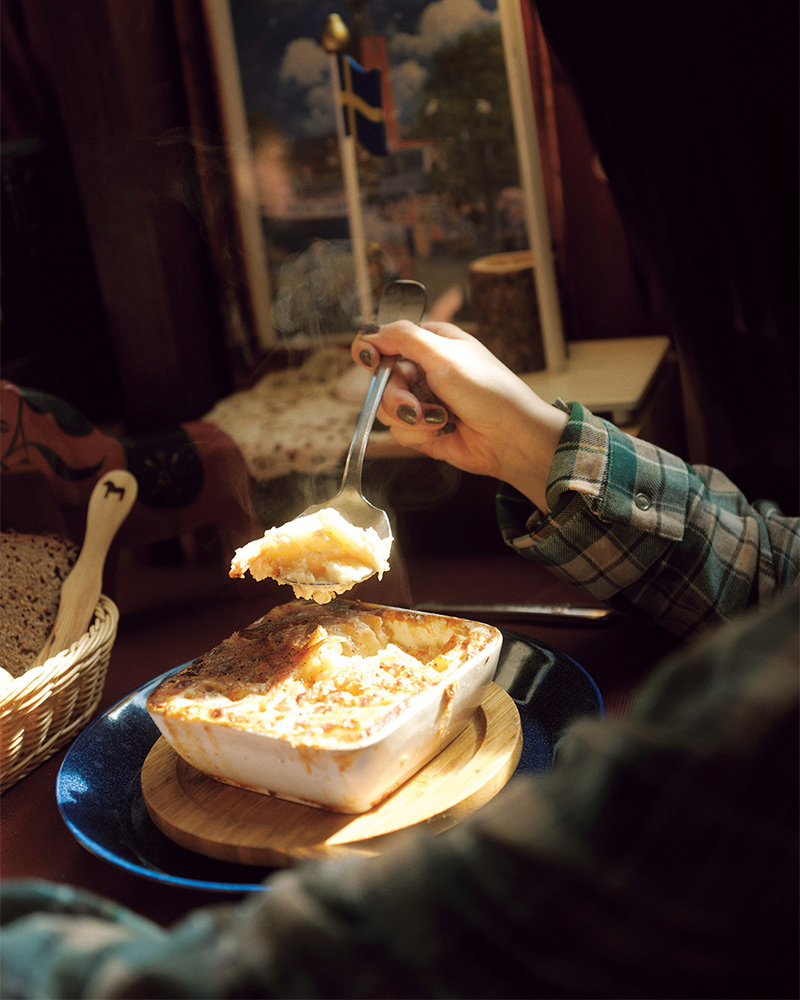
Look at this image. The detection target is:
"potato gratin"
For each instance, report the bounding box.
[146,600,502,811]
[147,600,496,747]
[229,508,391,604]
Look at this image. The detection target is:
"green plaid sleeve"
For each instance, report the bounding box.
[497,402,800,636]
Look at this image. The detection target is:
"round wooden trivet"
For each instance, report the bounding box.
[141,683,522,867]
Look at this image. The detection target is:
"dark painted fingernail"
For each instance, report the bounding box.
[358,323,380,335]
[397,405,418,425]
[359,349,374,367]
[423,408,446,425]
[436,421,457,436]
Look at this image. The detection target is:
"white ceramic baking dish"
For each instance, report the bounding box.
[145,601,502,814]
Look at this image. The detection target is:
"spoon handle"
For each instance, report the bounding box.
[340,354,397,493]
[33,470,138,667]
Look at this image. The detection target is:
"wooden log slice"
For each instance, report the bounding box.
[469,250,545,372]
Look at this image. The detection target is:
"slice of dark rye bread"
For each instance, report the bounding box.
[1,530,80,679]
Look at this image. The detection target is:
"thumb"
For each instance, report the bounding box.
[352,320,471,370]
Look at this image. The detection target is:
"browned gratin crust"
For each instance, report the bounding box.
[146,599,499,746]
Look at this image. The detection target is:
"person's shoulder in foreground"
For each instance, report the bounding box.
[2,586,797,1000]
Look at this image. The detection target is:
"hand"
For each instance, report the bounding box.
[351,321,567,512]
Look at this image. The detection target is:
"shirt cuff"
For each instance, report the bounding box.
[498,401,689,550]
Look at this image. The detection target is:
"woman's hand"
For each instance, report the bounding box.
[351,321,567,512]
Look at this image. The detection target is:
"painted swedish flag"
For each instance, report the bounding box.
[338,54,388,156]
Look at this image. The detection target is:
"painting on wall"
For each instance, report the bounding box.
[227,0,528,338]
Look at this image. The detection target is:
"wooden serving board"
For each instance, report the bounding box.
[141,683,522,867]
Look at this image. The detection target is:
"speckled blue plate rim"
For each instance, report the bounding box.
[56,629,603,893]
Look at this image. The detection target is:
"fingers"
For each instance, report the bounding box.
[352,319,477,436]
[381,362,452,431]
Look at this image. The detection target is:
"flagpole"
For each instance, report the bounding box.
[498,0,567,372]
[323,19,375,324]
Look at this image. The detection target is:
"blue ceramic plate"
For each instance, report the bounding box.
[57,629,603,892]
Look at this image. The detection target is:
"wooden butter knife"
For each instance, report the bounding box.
[33,470,137,666]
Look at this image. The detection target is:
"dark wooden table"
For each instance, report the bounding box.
[0,548,681,927]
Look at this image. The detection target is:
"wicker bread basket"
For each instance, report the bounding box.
[0,594,119,792]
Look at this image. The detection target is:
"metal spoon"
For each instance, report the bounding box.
[278,279,426,592]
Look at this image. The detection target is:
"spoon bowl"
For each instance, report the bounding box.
[277,280,426,592]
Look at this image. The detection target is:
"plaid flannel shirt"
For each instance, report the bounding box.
[497,401,800,636]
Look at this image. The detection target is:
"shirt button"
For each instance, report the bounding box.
[634,492,651,511]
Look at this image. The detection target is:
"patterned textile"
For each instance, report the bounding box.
[0,380,258,548]
[497,401,800,637]
[1,587,797,999]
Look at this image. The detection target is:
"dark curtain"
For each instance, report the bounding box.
[533,0,799,510]
[0,0,252,429]
[0,0,118,421]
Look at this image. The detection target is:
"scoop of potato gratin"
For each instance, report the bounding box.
[230,507,391,603]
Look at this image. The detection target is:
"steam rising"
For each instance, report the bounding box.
[273,240,362,339]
